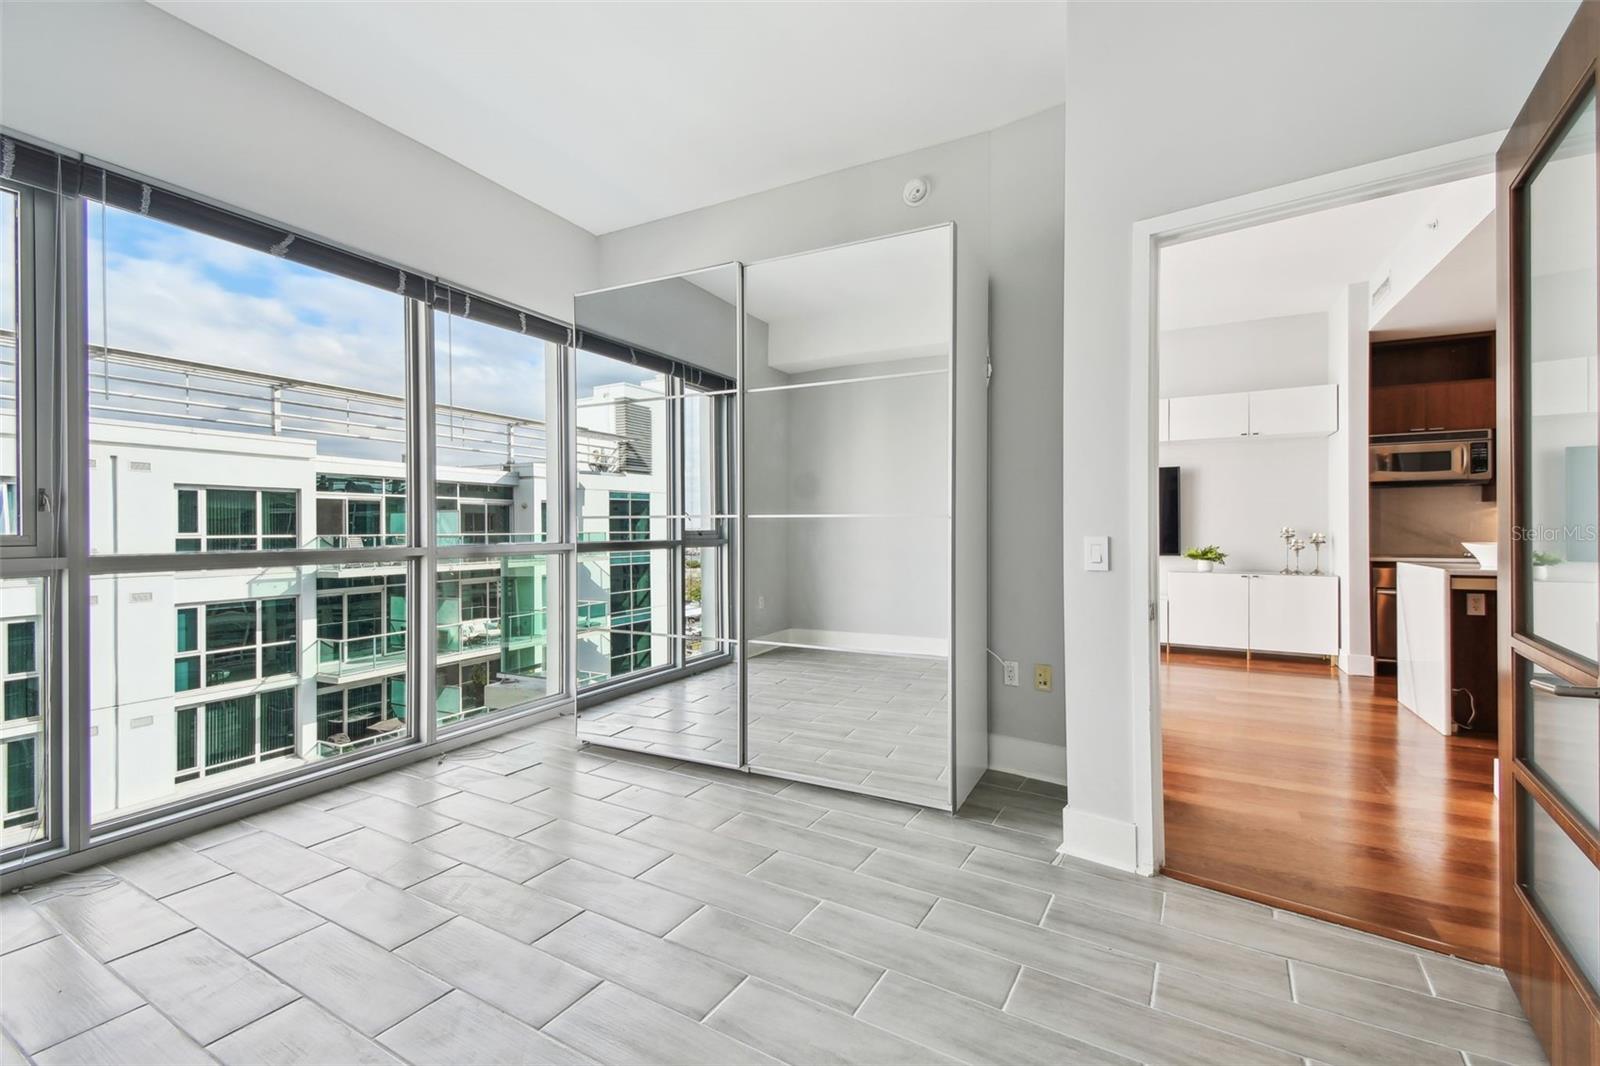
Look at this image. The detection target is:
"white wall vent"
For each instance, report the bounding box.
[129,460,152,472]
[128,591,153,603]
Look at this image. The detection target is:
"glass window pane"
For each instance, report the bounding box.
[1525,670,1599,832]
[1,189,18,539]
[205,602,255,649]
[433,308,556,547]
[1,576,46,845]
[577,548,670,688]
[177,489,198,535]
[1521,787,1600,991]
[86,202,407,556]
[7,621,34,674]
[175,608,197,654]
[435,555,556,730]
[91,566,411,823]
[1522,91,1597,663]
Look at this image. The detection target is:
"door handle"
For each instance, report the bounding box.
[1530,675,1600,699]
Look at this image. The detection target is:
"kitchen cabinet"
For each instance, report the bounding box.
[1168,391,1249,442]
[1166,572,1339,657]
[1370,379,1494,433]
[1164,384,1337,442]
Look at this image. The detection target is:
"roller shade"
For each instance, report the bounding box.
[79,162,433,301]
[0,134,572,341]
[573,328,737,392]
[431,286,571,347]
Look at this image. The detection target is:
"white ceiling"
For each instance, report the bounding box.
[1159,178,1494,332]
[1370,214,1496,341]
[152,1,1068,235]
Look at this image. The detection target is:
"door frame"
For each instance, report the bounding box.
[1126,131,1504,877]
[1495,3,1600,1058]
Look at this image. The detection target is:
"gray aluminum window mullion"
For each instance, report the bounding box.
[667,372,683,672]
[0,181,45,555]
[734,263,747,770]
[409,300,437,748]
[60,187,89,855]
[560,342,578,720]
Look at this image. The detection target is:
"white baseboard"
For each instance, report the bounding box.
[1058,805,1140,873]
[987,736,1066,785]
[1338,652,1376,677]
[751,628,947,658]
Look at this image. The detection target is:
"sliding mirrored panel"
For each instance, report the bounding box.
[572,264,741,766]
[742,226,956,808]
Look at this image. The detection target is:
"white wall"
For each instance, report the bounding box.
[1159,314,1332,575]
[1062,0,1577,871]
[599,107,1064,782]
[0,0,599,323]
[1329,283,1373,674]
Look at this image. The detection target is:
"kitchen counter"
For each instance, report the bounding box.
[1395,561,1495,735]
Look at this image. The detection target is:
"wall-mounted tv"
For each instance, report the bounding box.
[1159,466,1180,556]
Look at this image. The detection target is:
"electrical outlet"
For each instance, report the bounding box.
[1002,660,1019,687]
[1034,664,1053,692]
[1467,592,1487,617]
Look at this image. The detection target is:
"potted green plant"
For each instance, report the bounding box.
[1184,545,1227,573]
[1533,551,1561,581]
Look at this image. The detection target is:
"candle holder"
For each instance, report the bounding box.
[1308,532,1326,576]
[1290,538,1307,574]
[1278,526,1297,575]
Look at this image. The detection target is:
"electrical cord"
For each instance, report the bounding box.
[1451,687,1477,731]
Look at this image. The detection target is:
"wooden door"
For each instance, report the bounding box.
[1497,4,1600,1061]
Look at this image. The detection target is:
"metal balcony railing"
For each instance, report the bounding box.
[0,333,631,474]
[316,633,407,681]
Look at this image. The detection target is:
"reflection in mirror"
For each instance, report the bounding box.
[573,265,740,766]
[742,227,953,807]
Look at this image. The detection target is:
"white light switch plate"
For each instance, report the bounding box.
[1084,535,1110,572]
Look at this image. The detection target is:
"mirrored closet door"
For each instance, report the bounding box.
[572,225,980,810]
[572,265,742,767]
[742,226,957,808]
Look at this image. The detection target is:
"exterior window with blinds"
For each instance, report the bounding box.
[174,689,296,784]
[174,598,297,692]
[175,488,298,552]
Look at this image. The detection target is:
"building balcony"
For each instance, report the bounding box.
[315,634,407,683]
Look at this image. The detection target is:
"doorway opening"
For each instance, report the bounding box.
[1147,154,1507,963]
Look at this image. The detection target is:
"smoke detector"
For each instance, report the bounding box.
[902,177,931,207]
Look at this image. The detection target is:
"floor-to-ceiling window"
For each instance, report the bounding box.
[0,136,576,872]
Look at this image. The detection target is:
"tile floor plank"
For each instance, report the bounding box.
[394,916,598,1028]
[377,989,595,1066]
[639,854,820,932]
[110,930,296,1045]
[0,936,144,1053]
[527,858,700,936]
[544,982,780,1066]
[253,924,448,1037]
[207,998,400,1065]
[407,865,579,943]
[666,906,882,1013]
[704,979,958,1066]
[163,874,322,956]
[31,1005,211,1066]
[537,911,743,1020]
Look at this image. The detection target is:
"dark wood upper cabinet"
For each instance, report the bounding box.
[1370,332,1497,434]
[1370,379,1496,433]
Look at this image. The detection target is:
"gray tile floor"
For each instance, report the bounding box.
[0,715,1545,1065]
[578,648,951,807]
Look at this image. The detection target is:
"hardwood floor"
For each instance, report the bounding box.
[1161,649,1501,964]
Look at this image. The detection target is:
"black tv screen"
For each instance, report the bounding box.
[1159,466,1180,556]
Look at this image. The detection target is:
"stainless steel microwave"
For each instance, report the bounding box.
[1370,429,1493,484]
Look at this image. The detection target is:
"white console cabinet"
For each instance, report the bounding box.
[1165,571,1339,657]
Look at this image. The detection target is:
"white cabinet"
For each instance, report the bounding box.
[1247,575,1339,655]
[1165,572,1339,657]
[1168,392,1249,442]
[1247,384,1338,437]
[1166,572,1249,649]
[1163,384,1337,442]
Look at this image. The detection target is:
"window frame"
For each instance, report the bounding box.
[175,486,300,553]
[174,687,298,784]
[1,144,579,876]
[174,597,298,695]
